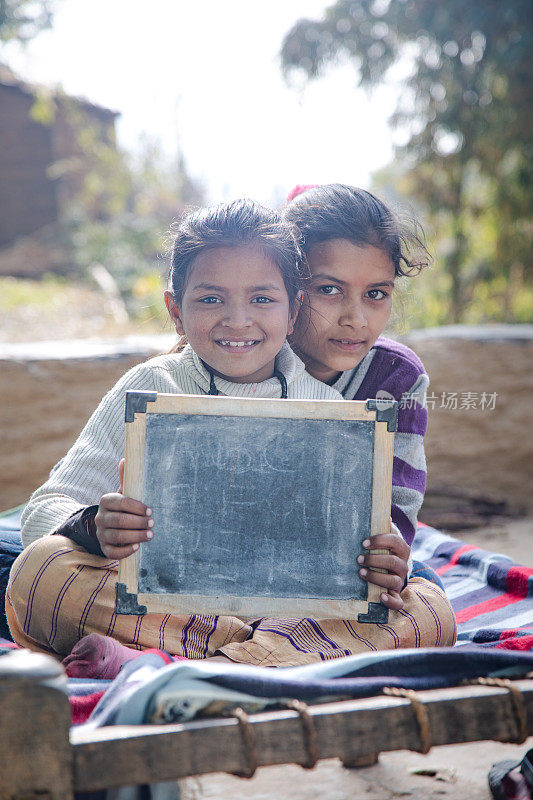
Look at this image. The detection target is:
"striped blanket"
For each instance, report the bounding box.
[413,523,533,650]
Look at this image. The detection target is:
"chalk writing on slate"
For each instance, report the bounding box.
[138,413,373,601]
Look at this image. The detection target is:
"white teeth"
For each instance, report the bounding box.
[218,340,256,347]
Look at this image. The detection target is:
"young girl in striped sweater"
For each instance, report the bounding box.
[7,195,455,676]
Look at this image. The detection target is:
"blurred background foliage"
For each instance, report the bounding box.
[0,0,55,44]
[282,0,533,325]
[0,100,205,338]
[39,105,203,330]
[1,0,531,337]
[63,111,205,323]
[1,0,205,338]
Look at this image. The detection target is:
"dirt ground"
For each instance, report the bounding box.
[459,517,533,569]
[183,517,533,800]
[185,739,533,800]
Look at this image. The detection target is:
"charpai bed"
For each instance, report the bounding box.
[0,509,532,798]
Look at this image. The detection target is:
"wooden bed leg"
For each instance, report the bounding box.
[0,649,73,800]
[341,753,380,768]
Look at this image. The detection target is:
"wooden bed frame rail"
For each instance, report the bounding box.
[1,650,532,799]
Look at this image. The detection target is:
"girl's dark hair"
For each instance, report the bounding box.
[168,198,306,306]
[282,184,430,277]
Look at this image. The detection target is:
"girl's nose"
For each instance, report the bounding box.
[221,304,253,328]
[338,302,367,329]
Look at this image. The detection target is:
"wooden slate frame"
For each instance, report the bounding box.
[116,391,397,623]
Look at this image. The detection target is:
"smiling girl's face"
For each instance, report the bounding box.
[165,244,297,384]
[290,238,395,384]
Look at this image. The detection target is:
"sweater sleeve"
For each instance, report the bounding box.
[20,361,169,548]
[52,505,104,556]
[390,372,428,547]
[349,341,429,547]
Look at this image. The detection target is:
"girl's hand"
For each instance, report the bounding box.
[358,525,410,612]
[95,459,154,559]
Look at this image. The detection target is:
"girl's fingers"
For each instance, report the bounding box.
[358,553,407,578]
[379,591,405,612]
[99,528,153,547]
[118,459,125,494]
[100,493,151,517]
[101,542,142,560]
[359,567,404,594]
[364,533,409,558]
[100,510,154,530]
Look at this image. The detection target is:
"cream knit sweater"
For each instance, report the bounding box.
[21,343,342,547]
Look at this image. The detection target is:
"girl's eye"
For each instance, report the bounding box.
[365,289,388,300]
[198,296,222,304]
[316,285,341,296]
[251,295,274,304]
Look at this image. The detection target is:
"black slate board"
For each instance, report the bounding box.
[138,413,373,602]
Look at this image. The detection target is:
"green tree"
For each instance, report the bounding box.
[281,0,533,323]
[0,0,57,45]
[28,89,205,320]
[62,105,205,319]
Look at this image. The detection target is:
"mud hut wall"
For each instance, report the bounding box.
[0,83,58,248]
[0,78,119,277]
[401,326,533,515]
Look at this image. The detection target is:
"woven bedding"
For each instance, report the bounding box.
[413,523,533,649]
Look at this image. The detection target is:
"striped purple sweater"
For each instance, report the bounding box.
[332,336,428,547]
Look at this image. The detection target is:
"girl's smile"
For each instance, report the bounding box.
[329,338,366,351]
[291,238,395,383]
[165,244,297,384]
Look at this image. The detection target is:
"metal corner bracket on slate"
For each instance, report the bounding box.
[358,602,389,624]
[115,582,147,615]
[365,399,398,432]
[125,390,158,422]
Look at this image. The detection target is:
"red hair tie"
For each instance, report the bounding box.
[285,184,318,203]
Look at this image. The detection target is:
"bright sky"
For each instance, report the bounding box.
[3,0,400,205]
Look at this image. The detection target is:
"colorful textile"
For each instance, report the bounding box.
[412,524,533,650]
[0,644,111,724]
[0,506,23,640]
[76,647,533,728]
[2,639,532,727]
[67,678,109,725]
[1,514,532,727]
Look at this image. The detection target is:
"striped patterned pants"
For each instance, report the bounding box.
[6,535,457,666]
